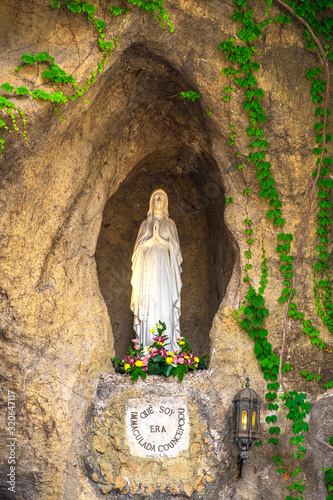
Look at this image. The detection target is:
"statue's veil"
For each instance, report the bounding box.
[147,189,169,220]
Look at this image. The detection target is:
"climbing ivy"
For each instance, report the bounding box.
[323,467,333,500]
[0,0,173,153]
[222,0,333,497]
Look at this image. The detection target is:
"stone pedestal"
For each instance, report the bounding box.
[85,372,226,498]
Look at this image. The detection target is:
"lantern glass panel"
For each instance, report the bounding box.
[252,410,256,429]
[241,410,248,430]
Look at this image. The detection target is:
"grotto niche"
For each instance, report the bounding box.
[87,43,239,499]
[95,146,235,359]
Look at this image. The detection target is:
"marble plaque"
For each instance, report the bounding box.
[125,397,189,458]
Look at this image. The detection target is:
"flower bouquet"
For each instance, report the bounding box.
[111,321,208,381]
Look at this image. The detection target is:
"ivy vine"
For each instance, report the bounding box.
[0,0,173,153]
[221,0,333,497]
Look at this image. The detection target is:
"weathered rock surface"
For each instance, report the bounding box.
[0,0,332,499]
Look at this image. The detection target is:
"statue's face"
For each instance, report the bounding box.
[153,192,166,211]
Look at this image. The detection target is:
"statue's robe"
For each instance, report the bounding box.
[131,215,182,351]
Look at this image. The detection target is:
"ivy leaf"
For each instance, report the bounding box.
[252,316,263,327]
[1,83,14,93]
[51,1,61,8]
[95,19,106,32]
[110,5,128,15]
[67,2,82,13]
[16,86,30,95]
[244,306,255,319]
[250,295,265,308]
[82,2,96,15]
[21,53,35,65]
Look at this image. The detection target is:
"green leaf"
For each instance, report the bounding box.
[162,364,174,378]
[16,86,30,95]
[115,365,125,374]
[95,19,106,32]
[180,90,200,101]
[244,306,256,319]
[152,354,164,363]
[110,5,128,15]
[82,3,96,15]
[21,53,34,65]
[67,2,81,13]
[251,295,265,308]
[51,0,61,7]
[1,83,14,93]
[147,363,162,375]
[252,316,263,327]
[131,369,140,381]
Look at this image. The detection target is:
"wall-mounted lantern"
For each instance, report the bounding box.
[231,377,261,478]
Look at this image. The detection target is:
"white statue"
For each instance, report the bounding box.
[130,189,182,352]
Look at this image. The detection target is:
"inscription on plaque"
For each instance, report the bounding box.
[125,397,189,458]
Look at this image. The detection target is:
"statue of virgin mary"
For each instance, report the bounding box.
[130,189,182,352]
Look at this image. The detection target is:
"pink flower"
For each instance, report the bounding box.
[177,336,184,341]
[150,347,158,355]
[142,356,150,367]
[129,359,135,365]
[172,357,178,364]
[134,345,140,350]
[178,358,185,364]
[132,339,140,343]
[154,336,167,343]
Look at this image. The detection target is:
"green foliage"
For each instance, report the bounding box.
[42,64,76,84]
[111,321,207,382]
[301,371,311,380]
[21,51,55,65]
[282,391,310,459]
[226,197,233,206]
[110,6,129,15]
[224,1,333,498]
[180,91,200,101]
[0,0,173,153]
[322,467,333,500]
[126,0,174,32]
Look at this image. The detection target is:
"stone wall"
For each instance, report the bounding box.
[0,0,332,499]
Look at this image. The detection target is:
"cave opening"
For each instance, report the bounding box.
[95,146,235,359]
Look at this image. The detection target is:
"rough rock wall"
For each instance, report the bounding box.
[0,0,332,499]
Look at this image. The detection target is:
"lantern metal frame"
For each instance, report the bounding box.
[231,377,261,478]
